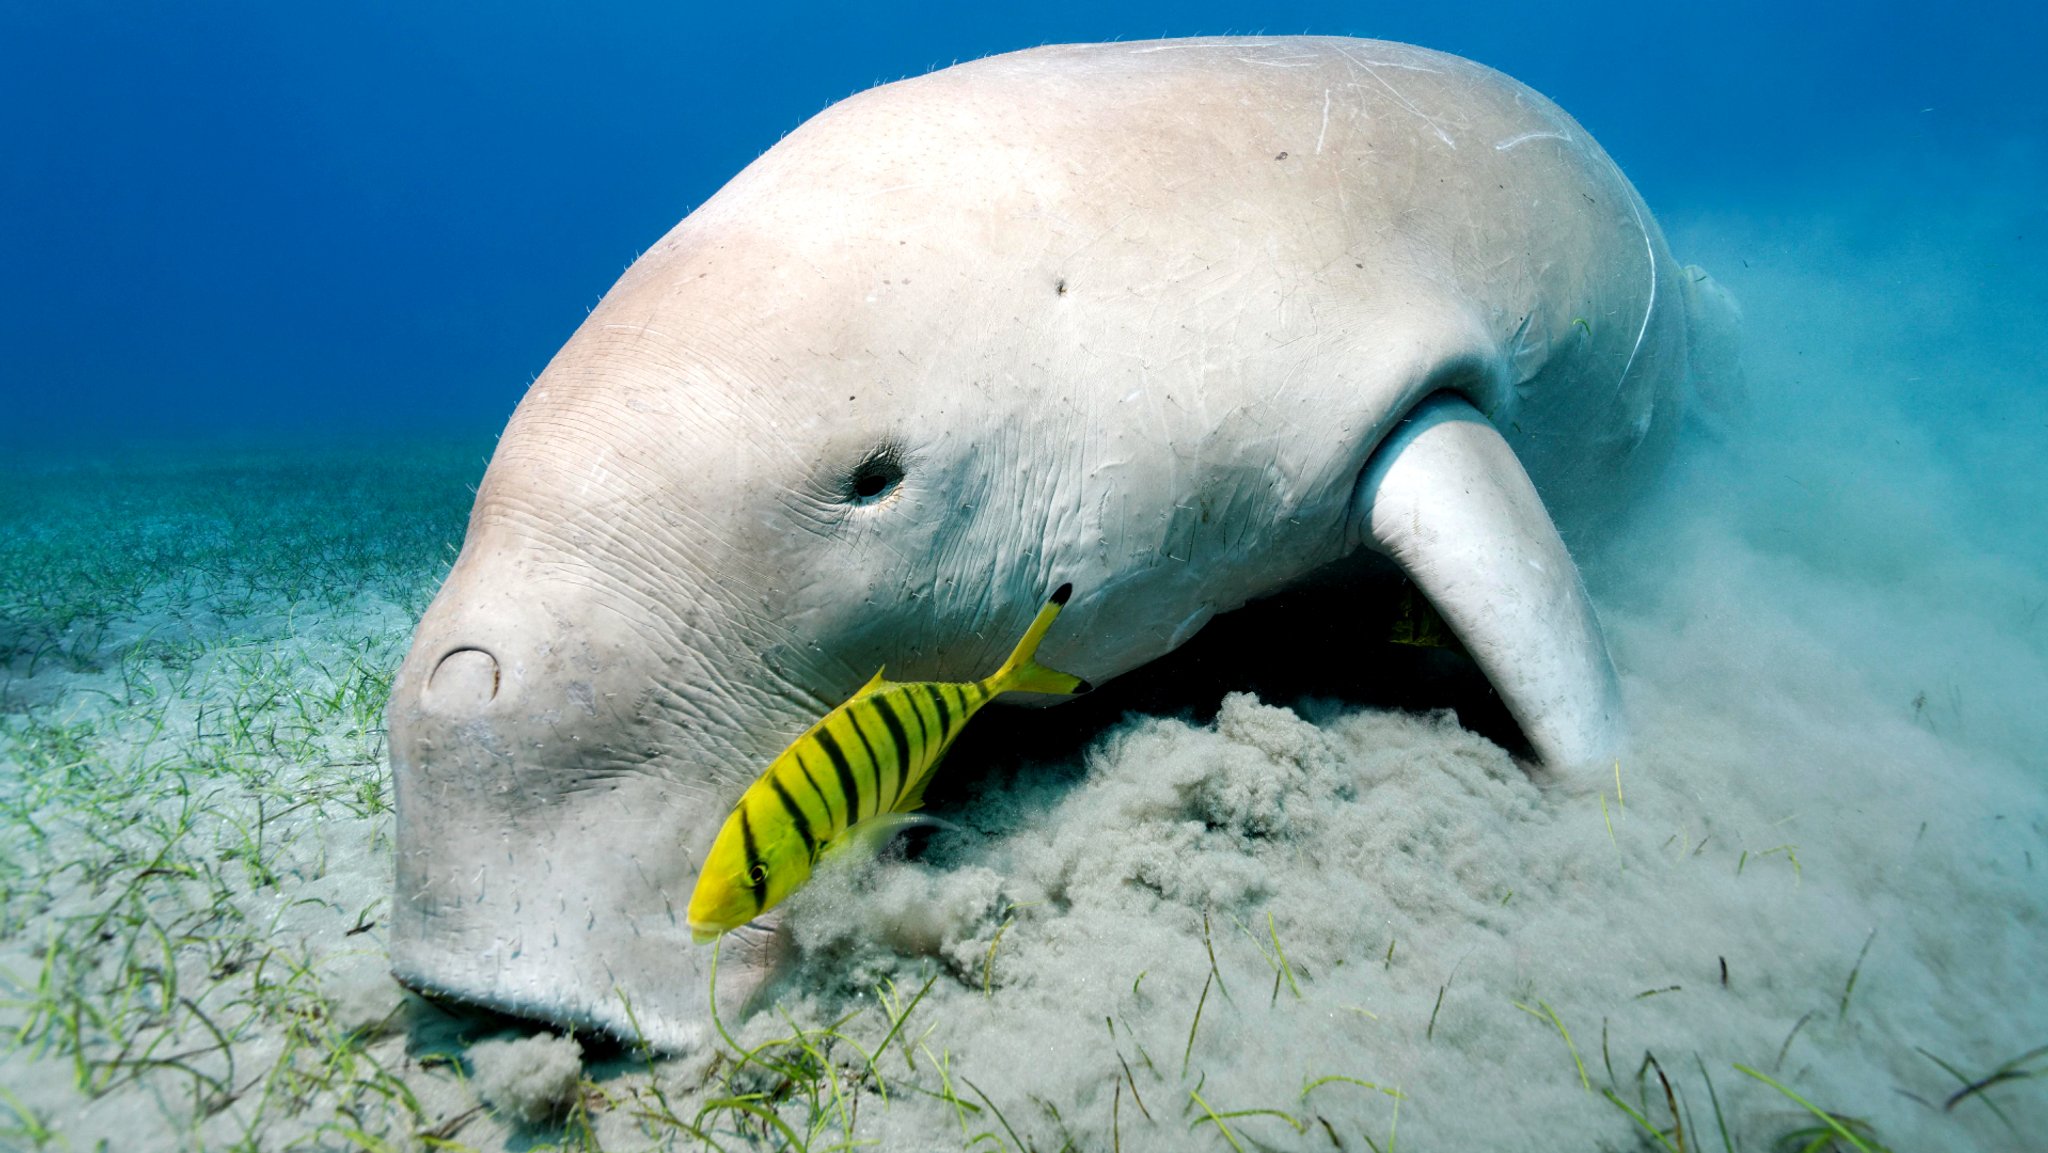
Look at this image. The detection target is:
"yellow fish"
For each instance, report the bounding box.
[686,584,1089,940]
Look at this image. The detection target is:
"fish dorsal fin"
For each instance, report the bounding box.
[851,666,888,700]
[790,667,888,747]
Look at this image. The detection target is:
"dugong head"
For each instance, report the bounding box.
[386,233,1075,1046]
[386,64,1200,1048]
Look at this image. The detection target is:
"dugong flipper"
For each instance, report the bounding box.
[385,37,1737,1048]
[1358,395,1621,766]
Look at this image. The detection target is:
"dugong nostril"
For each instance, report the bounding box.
[426,648,499,713]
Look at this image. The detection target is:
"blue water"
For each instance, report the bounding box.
[2,1,2041,445]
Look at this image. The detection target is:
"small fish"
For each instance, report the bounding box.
[1388,583,1454,649]
[686,584,1090,941]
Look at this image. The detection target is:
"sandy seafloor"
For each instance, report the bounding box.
[3,163,2045,1152]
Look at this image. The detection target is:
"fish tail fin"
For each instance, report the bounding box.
[987,583,1093,697]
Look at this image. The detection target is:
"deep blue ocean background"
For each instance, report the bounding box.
[4,0,2043,447]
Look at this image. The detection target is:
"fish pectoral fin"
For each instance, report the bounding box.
[821,812,952,865]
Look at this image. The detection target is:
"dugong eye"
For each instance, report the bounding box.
[843,445,906,506]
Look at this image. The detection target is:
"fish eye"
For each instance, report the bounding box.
[843,445,905,506]
[746,863,768,885]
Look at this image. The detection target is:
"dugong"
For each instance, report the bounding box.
[386,37,1738,1048]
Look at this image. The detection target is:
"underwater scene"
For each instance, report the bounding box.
[3,3,2044,1151]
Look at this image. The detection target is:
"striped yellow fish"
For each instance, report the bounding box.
[686,584,1090,941]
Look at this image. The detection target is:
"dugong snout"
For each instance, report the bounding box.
[385,552,779,1049]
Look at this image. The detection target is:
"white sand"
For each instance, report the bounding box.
[470,1033,587,1125]
[2,170,2042,1151]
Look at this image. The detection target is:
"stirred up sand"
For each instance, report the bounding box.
[1,165,2043,1151]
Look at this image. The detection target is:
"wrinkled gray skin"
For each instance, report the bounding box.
[387,38,1739,1049]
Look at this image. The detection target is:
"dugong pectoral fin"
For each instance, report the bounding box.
[1353,395,1623,774]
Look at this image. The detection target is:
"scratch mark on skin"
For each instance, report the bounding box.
[1615,191,1657,398]
[1315,89,1331,154]
[1347,56,1444,74]
[1059,206,1144,265]
[1494,130,1571,151]
[863,181,942,198]
[577,446,616,501]
[602,323,676,340]
[1332,46,1457,149]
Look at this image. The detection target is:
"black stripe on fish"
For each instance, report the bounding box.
[847,706,894,809]
[942,685,972,734]
[927,684,955,740]
[792,751,838,832]
[874,692,917,808]
[902,683,932,752]
[906,687,942,775]
[815,725,867,823]
[739,806,768,912]
[767,773,818,863]
[907,684,936,745]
